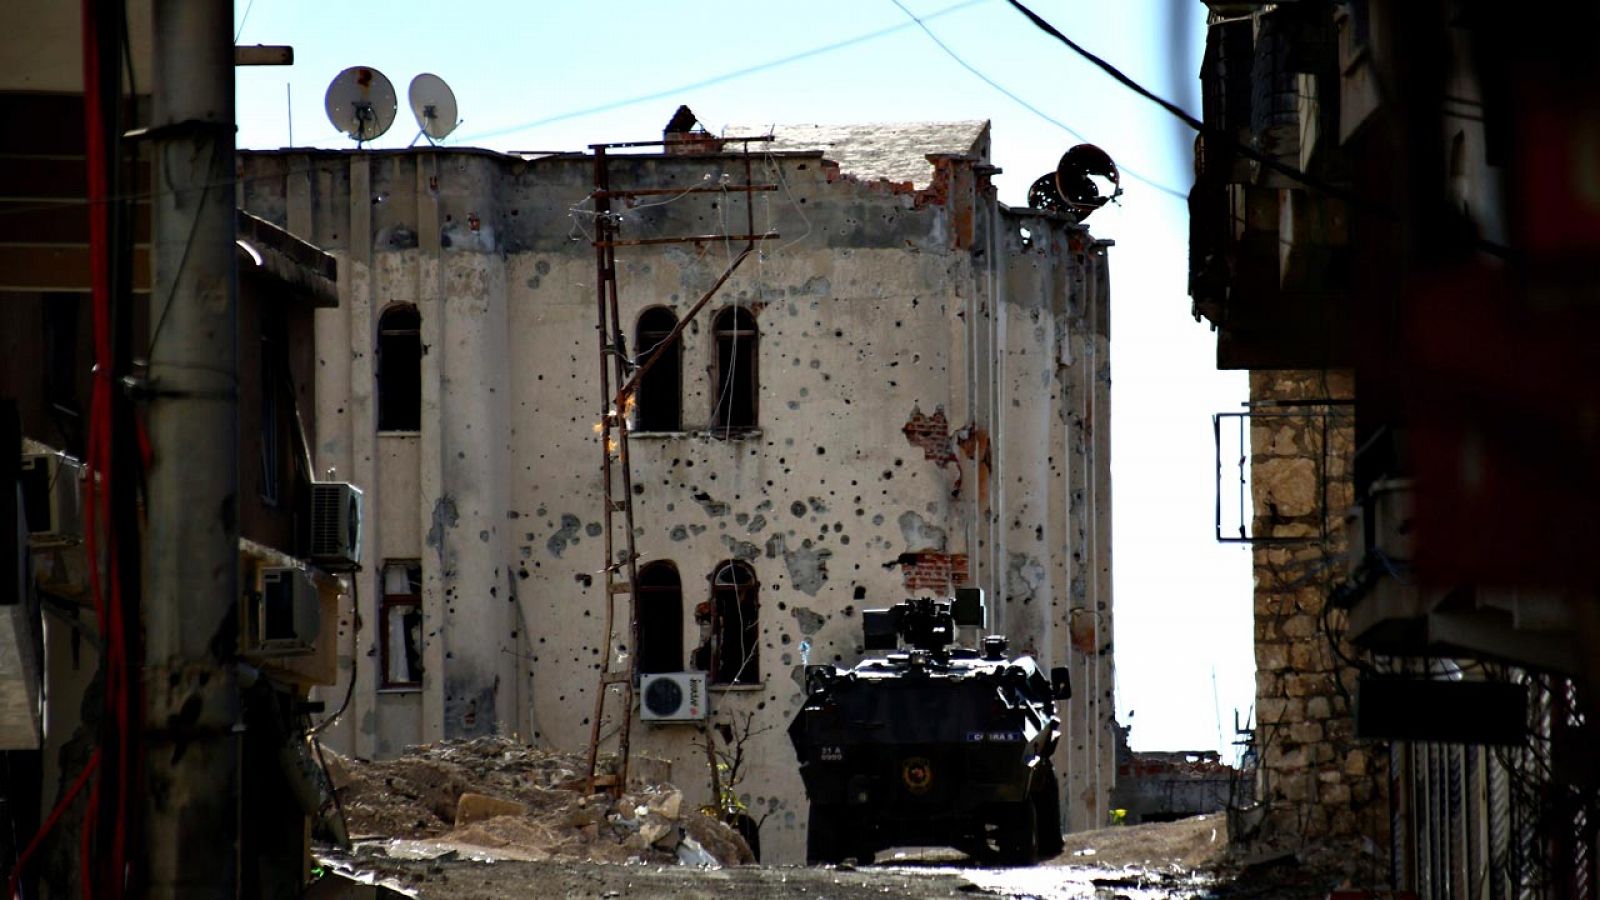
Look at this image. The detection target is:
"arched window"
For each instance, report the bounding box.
[634,307,681,432]
[377,305,421,431]
[708,561,759,685]
[711,307,757,432]
[636,561,683,675]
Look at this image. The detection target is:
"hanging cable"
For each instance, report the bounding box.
[999,0,1368,210]
[4,751,101,900]
[308,575,360,737]
[459,0,986,145]
[889,0,1188,201]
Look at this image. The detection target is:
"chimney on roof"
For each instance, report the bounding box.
[663,104,723,156]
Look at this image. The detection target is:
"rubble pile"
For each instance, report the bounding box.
[322,737,754,867]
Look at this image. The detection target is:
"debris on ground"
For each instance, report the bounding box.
[322,736,754,868]
[1048,813,1228,871]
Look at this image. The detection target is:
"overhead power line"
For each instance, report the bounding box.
[999,0,1363,209]
[458,0,988,145]
[1001,0,1524,260]
[889,0,1189,202]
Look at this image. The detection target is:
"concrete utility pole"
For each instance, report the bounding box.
[144,1,240,896]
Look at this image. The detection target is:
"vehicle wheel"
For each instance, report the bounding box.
[806,804,845,864]
[1033,768,1064,858]
[995,801,1038,865]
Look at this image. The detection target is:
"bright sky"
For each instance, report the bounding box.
[235,0,1253,756]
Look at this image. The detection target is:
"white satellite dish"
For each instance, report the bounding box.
[324,66,397,143]
[409,73,459,143]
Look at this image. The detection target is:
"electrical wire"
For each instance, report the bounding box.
[144,139,217,362]
[458,0,986,145]
[888,0,1188,202]
[998,0,1358,204]
[307,574,360,737]
[4,751,101,900]
[233,0,257,43]
[0,3,995,226]
[761,150,813,259]
[70,3,138,893]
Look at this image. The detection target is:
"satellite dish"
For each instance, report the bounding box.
[408,73,459,142]
[1053,144,1121,221]
[324,66,397,143]
[1027,173,1069,216]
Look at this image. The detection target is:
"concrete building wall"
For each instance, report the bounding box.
[1247,369,1385,845]
[240,135,1116,862]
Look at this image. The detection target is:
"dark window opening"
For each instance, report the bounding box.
[704,561,758,685]
[637,561,683,675]
[381,561,424,688]
[259,301,287,506]
[711,306,757,433]
[377,305,421,432]
[732,813,761,861]
[41,295,84,457]
[634,307,681,432]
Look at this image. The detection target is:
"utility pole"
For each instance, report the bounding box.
[144,1,240,896]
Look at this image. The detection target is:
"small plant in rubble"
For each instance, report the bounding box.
[696,711,774,829]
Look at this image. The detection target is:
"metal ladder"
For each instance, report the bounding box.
[581,138,779,795]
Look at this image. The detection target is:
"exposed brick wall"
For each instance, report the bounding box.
[902,406,956,465]
[1248,370,1386,847]
[897,551,969,593]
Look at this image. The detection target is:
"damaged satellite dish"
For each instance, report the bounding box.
[324,66,397,143]
[1053,144,1121,220]
[408,73,459,142]
[1027,173,1070,216]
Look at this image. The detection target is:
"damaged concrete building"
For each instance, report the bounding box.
[1111,723,1243,825]
[237,114,1116,863]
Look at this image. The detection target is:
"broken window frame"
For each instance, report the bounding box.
[380,560,424,690]
[710,306,758,434]
[636,560,684,675]
[376,304,422,433]
[706,560,759,686]
[633,306,682,433]
[1213,401,1354,544]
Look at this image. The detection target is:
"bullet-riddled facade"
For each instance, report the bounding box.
[239,121,1114,863]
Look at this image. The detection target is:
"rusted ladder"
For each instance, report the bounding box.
[584,145,644,795]
[581,137,779,796]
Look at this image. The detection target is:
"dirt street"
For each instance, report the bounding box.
[317,847,1215,899]
[313,813,1363,899]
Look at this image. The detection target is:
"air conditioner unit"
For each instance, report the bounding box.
[19,453,82,546]
[640,672,708,723]
[308,481,362,570]
[247,566,320,657]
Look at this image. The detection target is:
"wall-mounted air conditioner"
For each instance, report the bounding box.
[640,672,707,723]
[309,481,362,570]
[19,453,82,546]
[247,566,320,657]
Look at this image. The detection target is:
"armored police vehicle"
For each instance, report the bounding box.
[788,593,1072,864]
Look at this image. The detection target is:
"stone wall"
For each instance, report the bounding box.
[1248,369,1385,846]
